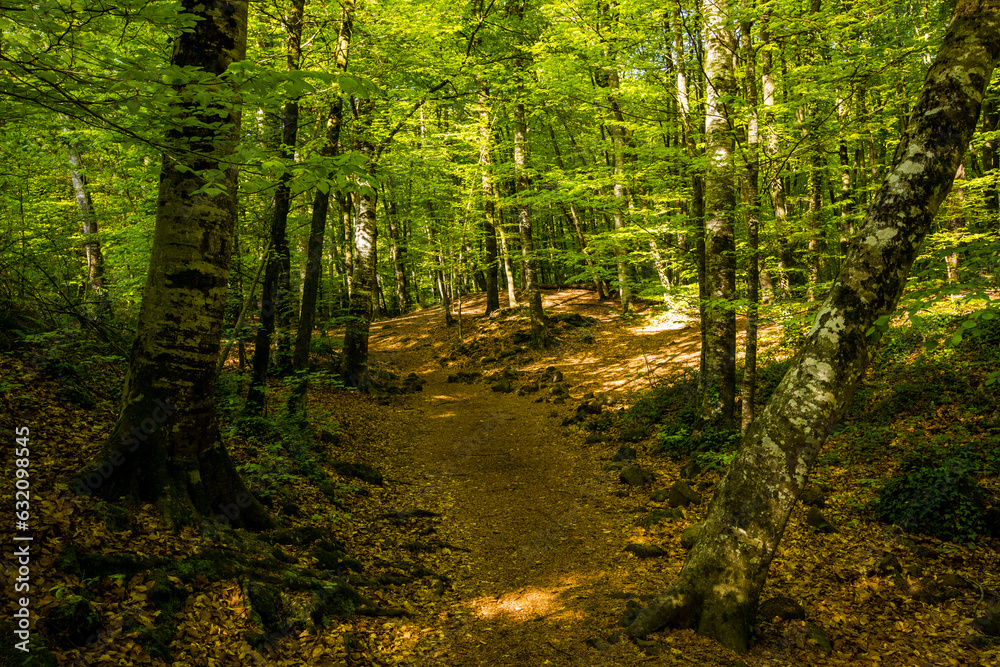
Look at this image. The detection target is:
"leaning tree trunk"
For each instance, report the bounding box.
[626,0,999,652]
[75,0,273,531]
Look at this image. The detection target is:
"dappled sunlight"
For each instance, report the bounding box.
[469,576,589,622]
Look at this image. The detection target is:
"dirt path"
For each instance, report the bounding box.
[360,291,720,665]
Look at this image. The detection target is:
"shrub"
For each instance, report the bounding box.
[872,458,989,542]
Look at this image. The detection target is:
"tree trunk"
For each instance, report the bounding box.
[477,79,501,315]
[75,0,273,531]
[700,0,737,429]
[761,11,791,299]
[626,1,999,651]
[246,0,305,411]
[340,171,377,390]
[945,162,966,282]
[741,17,761,434]
[385,193,411,313]
[513,99,548,344]
[288,1,353,416]
[66,142,109,317]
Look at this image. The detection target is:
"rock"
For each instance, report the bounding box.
[680,459,701,479]
[636,509,683,528]
[889,574,908,589]
[523,381,540,393]
[550,383,570,396]
[585,434,609,444]
[874,553,902,575]
[905,564,923,579]
[650,488,671,503]
[680,524,702,550]
[913,545,939,560]
[552,370,564,383]
[625,543,666,558]
[612,445,637,462]
[619,465,654,487]
[805,624,832,654]
[553,397,565,404]
[806,507,837,533]
[973,602,1000,636]
[800,488,826,508]
[758,596,806,622]
[667,480,702,508]
[897,537,917,548]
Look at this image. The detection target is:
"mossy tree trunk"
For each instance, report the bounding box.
[626,0,1000,652]
[77,0,273,531]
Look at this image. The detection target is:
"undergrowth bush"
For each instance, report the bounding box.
[872,456,990,542]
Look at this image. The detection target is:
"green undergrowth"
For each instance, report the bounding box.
[617,297,1000,541]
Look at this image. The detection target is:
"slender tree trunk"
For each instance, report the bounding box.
[385,193,411,313]
[247,0,305,411]
[513,99,548,344]
[288,1,353,416]
[65,142,110,318]
[761,12,791,298]
[946,162,966,282]
[626,3,999,651]
[76,0,272,531]
[600,65,633,314]
[547,122,605,298]
[701,0,737,429]
[495,204,519,307]
[477,79,501,315]
[741,18,761,434]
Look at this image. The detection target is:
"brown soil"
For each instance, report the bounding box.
[347,290,755,665]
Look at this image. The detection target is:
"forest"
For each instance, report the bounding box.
[1,0,1000,664]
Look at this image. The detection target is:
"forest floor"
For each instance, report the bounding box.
[2,288,999,666]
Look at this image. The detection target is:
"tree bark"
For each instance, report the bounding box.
[700,0,737,429]
[626,1,999,651]
[741,17,761,435]
[246,0,305,411]
[76,0,273,531]
[288,0,353,416]
[946,162,966,282]
[65,142,109,318]
[385,192,411,313]
[340,164,377,390]
[477,78,501,315]
[513,99,548,344]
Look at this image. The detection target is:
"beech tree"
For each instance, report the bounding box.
[75,0,274,531]
[625,0,1000,652]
